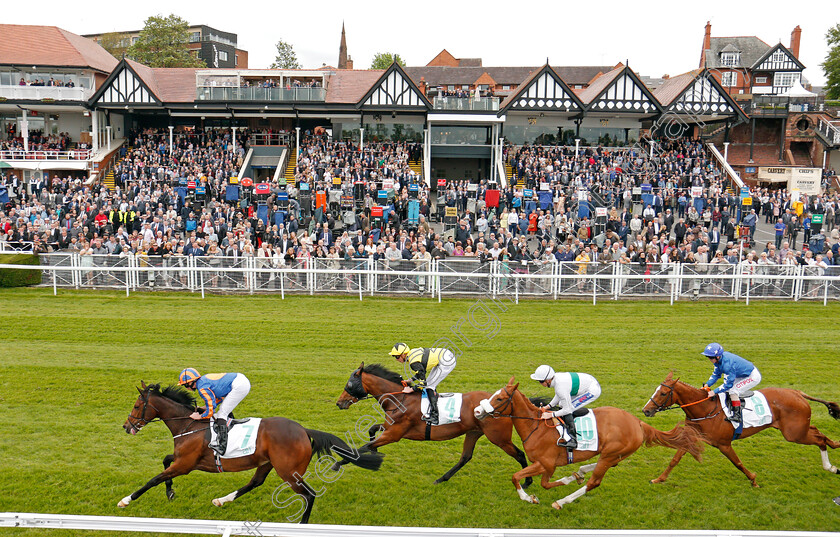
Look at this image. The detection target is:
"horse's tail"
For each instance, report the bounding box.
[640,422,704,462]
[801,392,840,420]
[305,428,384,471]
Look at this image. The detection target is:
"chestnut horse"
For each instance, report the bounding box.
[336,363,533,485]
[643,372,840,487]
[121,382,383,523]
[474,378,703,509]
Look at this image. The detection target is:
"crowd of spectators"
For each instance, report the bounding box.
[18,77,76,87]
[2,130,840,284]
[0,131,75,155]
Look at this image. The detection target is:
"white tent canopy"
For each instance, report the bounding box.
[781,80,816,98]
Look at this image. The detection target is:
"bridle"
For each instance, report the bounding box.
[485,385,545,444]
[342,371,408,409]
[126,388,201,436]
[648,381,722,421]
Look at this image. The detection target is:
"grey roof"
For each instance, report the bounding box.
[458,58,482,67]
[705,37,769,69]
[404,65,614,88]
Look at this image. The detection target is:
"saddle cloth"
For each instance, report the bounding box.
[718,392,773,429]
[210,418,262,459]
[555,411,599,451]
[420,393,462,425]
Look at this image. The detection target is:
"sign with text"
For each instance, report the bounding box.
[595,207,608,217]
[577,190,588,201]
[445,207,458,218]
[691,186,703,198]
[788,167,821,195]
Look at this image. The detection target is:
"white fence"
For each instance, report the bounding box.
[4,255,839,304]
[2,512,836,537]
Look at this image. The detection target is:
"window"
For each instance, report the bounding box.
[235,54,239,67]
[774,72,799,88]
[754,76,767,84]
[219,50,228,62]
[770,50,787,64]
[720,52,740,67]
[131,36,138,44]
[478,84,489,91]
[502,85,510,90]
[461,85,469,90]
[190,32,201,43]
[721,72,738,87]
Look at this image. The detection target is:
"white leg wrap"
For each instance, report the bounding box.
[553,485,588,509]
[213,491,237,506]
[517,487,531,501]
[117,495,132,508]
[820,449,837,473]
[552,475,578,486]
[578,463,598,475]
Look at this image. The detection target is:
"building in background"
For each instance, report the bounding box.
[85,25,248,69]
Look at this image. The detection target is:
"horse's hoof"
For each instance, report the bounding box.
[751,482,760,488]
[551,501,562,510]
[166,490,175,501]
[574,472,586,485]
[212,498,223,507]
[650,478,665,484]
[331,462,341,472]
[531,495,540,504]
[117,496,131,508]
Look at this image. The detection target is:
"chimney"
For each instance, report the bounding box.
[419,76,427,96]
[346,57,354,70]
[790,25,802,59]
[700,21,712,68]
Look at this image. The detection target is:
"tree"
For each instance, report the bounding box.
[97,32,131,59]
[370,52,406,70]
[127,14,205,68]
[270,39,301,69]
[822,23,840,99]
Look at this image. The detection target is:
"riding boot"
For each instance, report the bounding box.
[730,401,743,426]
[210,419,228,456]
[423,389,439,426]
[557,413,578,450]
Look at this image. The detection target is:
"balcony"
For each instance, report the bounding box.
[817,118,840,147]
[742,95,827,118]
[433,96,500,112]
[0,149,91,160]
[0,85,93,101]
[196,86,326,102]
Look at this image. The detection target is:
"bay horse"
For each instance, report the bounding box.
[121,382,383,523]
[474,377,703,509]
[335,363,533,486]
[643,371,840,487]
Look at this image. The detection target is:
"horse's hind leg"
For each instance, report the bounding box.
[434,430,482,485]
[162,454,175,500]
[552,456,618,510]
[779,422,840,474]
[718,444,758,487]
[367,423,385,449]
[651,449,687,484]
[550,462,598,486]
[213,463,273,506]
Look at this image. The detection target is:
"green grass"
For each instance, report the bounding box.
[1,289,839,534]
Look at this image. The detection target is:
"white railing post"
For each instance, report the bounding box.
[52,268,57,296]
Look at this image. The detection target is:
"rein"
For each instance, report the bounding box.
[127,390,200,437]
[649,382,722,421]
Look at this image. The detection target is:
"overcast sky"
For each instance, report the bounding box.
[7,0,836,85]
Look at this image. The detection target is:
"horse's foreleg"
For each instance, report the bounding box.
[331,426,405,471]
[551,456,616,510]
[820,449,840,474]
[367,423,385,450]
[162,454,175,500]
[434,430,482,485]
[718,444,758,487]
[550,462,598,487]
[651,449,687,484]
[213,463,273,507]
[485,430,535,488]
[118,461,192,508]
[512,462,545,504]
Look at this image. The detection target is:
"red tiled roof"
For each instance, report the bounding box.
[325,70,385,103]
[0,24,118,73]
[576,66,623,104]
[652,70,701,106]
[122,59,197,103]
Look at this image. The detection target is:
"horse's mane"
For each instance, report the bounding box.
[362,364,403,385]
[148,384,197,409]
[528,395,552,407]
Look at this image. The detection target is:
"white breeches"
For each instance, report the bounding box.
[216,374,251,420]
[727,368,761,398]
[425,351,456,390]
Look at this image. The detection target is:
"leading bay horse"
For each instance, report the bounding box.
[475,378,703,510]
[121,382,383,523]
[335,363,534,485]
[643,372,840,487]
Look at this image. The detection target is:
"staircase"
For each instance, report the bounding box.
[504,162,513,185]
[408,159,423,178]
[103,169,116,190]
[284,148,297,183]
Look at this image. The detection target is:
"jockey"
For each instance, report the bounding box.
[178,368,251,456]
[389,343,457,426]
[702,343,761,426]
[531,365,601,450]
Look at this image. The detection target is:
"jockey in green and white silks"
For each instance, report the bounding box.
[531,365,601,450]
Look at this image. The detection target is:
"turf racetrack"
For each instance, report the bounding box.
[1,289,839,534]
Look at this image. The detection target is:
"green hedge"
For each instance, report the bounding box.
[0,253,42,287]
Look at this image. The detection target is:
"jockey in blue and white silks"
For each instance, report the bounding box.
[701,343,761,425]
[178,368,251,455]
